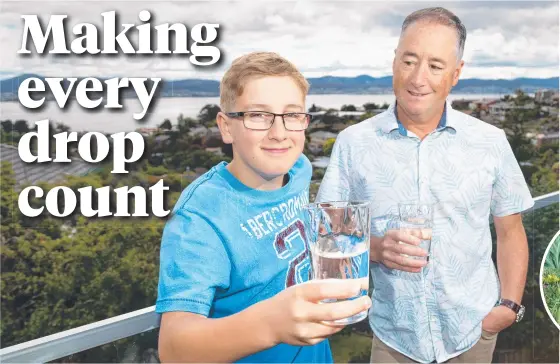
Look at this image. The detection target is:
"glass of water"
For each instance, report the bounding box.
[305,201,371,325]
[398,202,433,262]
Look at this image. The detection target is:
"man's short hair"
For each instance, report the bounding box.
[219,51,309,112]
[401,7,467,61]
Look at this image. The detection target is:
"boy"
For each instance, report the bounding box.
[155,52,371,363]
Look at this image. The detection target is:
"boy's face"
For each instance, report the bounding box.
[219,76,306,182]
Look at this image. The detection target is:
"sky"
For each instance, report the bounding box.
[0,0,558,80]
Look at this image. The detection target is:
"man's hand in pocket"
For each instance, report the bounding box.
[482,305,516,334]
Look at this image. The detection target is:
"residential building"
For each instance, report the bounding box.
[488,101,535,121]
[535,89,559,104]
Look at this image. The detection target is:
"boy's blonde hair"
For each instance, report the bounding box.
[219,52,309,112]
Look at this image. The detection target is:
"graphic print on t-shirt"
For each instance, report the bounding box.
[236,190,311,288]
[273,219,311,287]
[239,190,309,240]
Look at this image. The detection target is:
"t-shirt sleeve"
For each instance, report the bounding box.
[155,208,231,316]
[315,133,351,203]
[490,130,535,217]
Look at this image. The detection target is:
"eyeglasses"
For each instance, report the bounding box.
[226,111,311,131]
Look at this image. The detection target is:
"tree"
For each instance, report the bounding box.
[312,168,325,181]
[1,114,245,362]
[0,162,21,243]
[498,103,537,180]
[487,92,560,362]
[341,104,357,111]
[159,119,173,130]
[323,138,336,156]
[530,149,559,196]
[1,120,13,133]
[308,104,323,112]
[363,102,379,111]
[177,114,197,134]
[54,122,70,133]
[198,104,221,125]
[514,89,533,105]
[204,135,223,148]
[322,109,342,125]
[359,112,374,122]
[13,119,29,134]
[1,217,164,361]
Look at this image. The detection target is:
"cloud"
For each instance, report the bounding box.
[0,0,557,80]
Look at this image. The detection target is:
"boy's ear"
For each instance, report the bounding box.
[216,111,234,144]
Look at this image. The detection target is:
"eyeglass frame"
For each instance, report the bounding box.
[225,111,312,131]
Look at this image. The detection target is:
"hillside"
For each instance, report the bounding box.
[1,74,558,100]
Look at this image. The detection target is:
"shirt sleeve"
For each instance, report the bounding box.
[490,130,535,217]
[315,133,351,203]
[155,208,231,316]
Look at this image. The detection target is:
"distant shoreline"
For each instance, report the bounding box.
[1,74,556,102]
[0,92,542,134]
[0,90,524,104]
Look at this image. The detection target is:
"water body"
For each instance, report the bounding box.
[0,93,505,133]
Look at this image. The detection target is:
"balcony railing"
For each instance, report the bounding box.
[1,191,558,363]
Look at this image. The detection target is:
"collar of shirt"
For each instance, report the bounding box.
[379,101,459,136]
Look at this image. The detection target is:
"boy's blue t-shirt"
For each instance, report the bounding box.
[155,154,332,363]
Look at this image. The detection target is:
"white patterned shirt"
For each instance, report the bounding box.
[316,101,534,363]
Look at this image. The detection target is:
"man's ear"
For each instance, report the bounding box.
[216,112,234,144]
[452,60,465,87]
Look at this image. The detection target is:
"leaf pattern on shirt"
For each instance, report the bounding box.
[315,102,534,363]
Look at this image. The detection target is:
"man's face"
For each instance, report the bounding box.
[392,20,464,120]
[219,76,306,181]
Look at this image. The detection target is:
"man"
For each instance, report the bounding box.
[316,7,533,363]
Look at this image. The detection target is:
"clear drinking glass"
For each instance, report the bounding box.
[398,202,433,262]
[305,201,371,325]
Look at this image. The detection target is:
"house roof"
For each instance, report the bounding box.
[1,144,99,188]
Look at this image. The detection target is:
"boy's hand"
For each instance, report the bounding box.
[262,279,371,346]
[370,230,428,273]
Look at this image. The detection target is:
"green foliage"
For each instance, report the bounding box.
[176,114,198,133]
[492,204,560,362]
[543,266,560,326]
[312,168,325,181]
[323,138,336,156]
[322,110,343,125]
[0,130,21,145]
[530,149,559,196]
[145,164,169,176]
[545,236,560,270]
[1,162,21,240]
[159,119,173,130]
[1,217,163,359]
[363,102,379,111]
[543,235,560,328]
[341,104,357,111]
[308,104,324,112]
[358,112,374,122]
[198,104,221,126]
[0,105,237,359]
[13,119,30,134]
[1,95,558,362]
[329,331,372,363]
